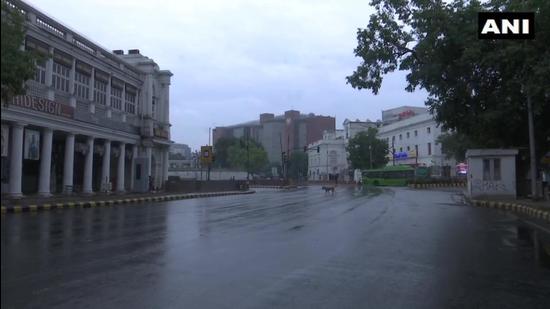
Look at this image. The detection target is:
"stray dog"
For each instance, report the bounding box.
[322,186,335,194]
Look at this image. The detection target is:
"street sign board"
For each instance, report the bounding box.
[200,145,213,165]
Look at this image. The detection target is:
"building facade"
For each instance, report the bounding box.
[213,110,335,165]
[1,0,172,197]
[307,130,349,181]
[377,111,456,176]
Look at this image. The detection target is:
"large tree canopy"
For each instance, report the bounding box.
[347,0,550,158]
[213,137,238,168]
[227,138,269,174]
[346,128,389,170]
[1,2,39,103]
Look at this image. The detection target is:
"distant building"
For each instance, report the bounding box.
[343,118,379,140]
[307,130,349,181]
[169,143,191,160]
[168,143,193,170]
[213,110,335,165]
[377,111,456,177]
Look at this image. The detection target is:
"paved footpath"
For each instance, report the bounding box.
[1,190,254,213]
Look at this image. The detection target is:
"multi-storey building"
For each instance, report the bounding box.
[213,110,335,165]
[307,130,349,181]
[1,0,172,197]
[377,111,456,176]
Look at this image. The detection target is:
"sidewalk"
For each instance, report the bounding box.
[0,190,255,214]
[468,197,550,223]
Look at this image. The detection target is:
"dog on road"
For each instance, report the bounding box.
[322,186,335,194]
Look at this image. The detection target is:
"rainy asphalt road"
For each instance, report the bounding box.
[2,186,550,309]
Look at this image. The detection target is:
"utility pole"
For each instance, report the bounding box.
[392,140,395,166]
[527,92,538,200]
[326,145,329,182]
[369,144,373,169]
[246,129,250,181]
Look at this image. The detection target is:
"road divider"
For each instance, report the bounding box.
[470,199,550,223]
[0,190,255,214]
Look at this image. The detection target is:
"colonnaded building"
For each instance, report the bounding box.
[1,0,172,197]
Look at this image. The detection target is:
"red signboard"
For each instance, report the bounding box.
[398,110,415,120]
[11,95,74,118]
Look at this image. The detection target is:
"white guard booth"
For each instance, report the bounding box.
[466,149,518,199]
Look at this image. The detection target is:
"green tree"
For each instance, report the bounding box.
[213,137,238,168]
[346,128,388,169]
[1,2,40,103]
[436,132,475,162]
[347,0,550,158]
[227,138,268,174]
[288,151,308,180]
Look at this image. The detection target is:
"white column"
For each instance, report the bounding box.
[163,148,169,182]
[89,68,96,113]
[63,133,75,194]
[45,47,54,100]
[9,123,25,198]
[82,136,94,194]
[116,142,125,192]
[38,128,53,197]
[146,146,152,177]
[89,68,95,101]
[129,145,137,191]
[106,74,112,118]
[121,84,127,122]
[164,84,170,124]
[101,140,111,191]
[69,58,76,107]
[146,76,153,116]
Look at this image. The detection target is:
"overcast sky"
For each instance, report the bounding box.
[28,0,427,150]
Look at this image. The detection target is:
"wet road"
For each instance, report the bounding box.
[2,186,550,308]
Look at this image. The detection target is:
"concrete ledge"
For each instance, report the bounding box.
[0,190,255,214]
[470,199,550,223]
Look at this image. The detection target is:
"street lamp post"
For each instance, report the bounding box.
[369,144,373,169]
[246,133,250,181]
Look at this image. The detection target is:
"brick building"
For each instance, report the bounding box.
[213,110,335,165]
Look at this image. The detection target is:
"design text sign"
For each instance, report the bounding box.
[11,95,74,118]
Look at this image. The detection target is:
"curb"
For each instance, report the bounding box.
[0,190,255,214]
[470,199,550,223]
[408,183,466,189]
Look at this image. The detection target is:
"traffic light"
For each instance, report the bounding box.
[317,146,320,153]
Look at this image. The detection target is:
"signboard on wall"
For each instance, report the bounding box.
[24,129,40,160]
[1,125,8,157]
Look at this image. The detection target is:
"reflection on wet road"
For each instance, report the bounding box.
[2,186,550,308]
